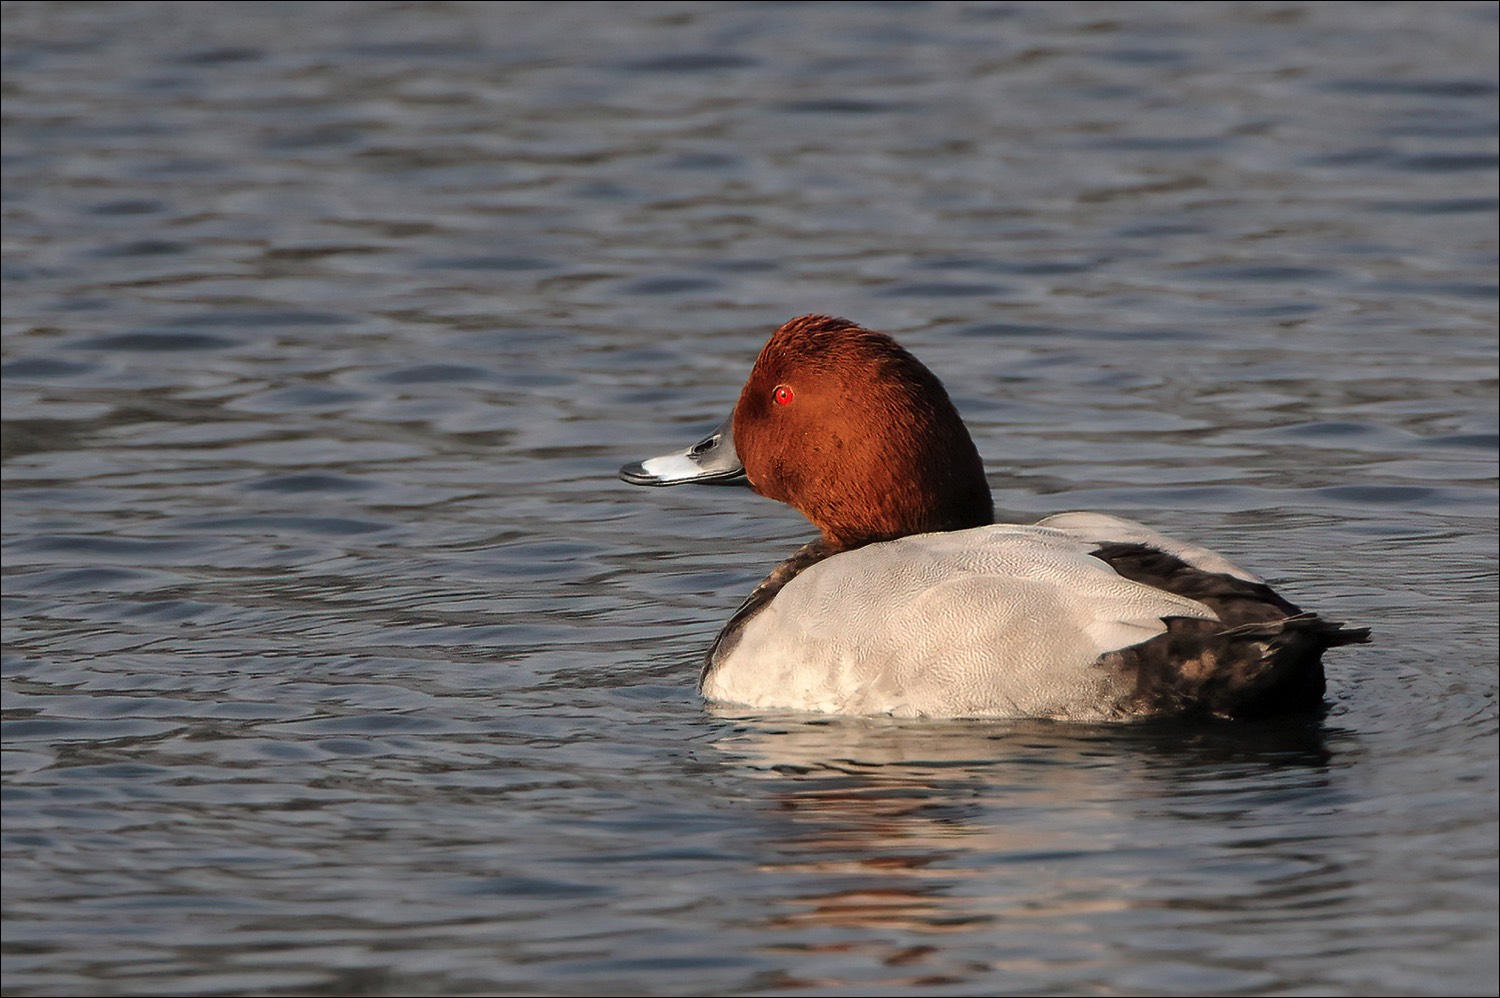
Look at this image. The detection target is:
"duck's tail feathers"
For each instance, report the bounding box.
[1111,611,1369,721]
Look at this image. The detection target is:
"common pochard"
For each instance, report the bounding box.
[620,314,1368,721]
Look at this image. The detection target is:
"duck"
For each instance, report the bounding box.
[619,314,1368,721]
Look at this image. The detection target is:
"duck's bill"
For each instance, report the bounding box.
[619,415,748,487]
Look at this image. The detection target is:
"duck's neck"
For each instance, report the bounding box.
[815,445,994,553]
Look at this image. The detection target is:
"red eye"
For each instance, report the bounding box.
[773,384,794,406]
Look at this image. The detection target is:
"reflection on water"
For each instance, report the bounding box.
[3,1,1496,995]
[710,713,1356,988]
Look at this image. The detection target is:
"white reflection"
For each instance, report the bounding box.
[705,706,1335,988]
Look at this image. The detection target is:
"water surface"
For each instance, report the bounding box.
[3,2,1497,996]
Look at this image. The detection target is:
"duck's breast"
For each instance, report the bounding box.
[700,524,1217,719]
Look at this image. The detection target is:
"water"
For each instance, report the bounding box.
[2,2,1496,995]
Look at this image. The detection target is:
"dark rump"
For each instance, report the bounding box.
[1091,543,1371,720]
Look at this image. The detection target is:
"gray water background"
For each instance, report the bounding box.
[3,2,1496,995]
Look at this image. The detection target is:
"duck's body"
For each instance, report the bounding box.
[620,315,1367,721]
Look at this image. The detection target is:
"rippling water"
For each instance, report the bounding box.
[3,2,1496,995]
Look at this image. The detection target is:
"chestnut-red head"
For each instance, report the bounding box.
[731,315,993,551]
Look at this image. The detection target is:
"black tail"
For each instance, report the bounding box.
[1091,543,1370,720]
[1110,612,1368,720]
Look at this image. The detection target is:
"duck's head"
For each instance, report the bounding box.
[621,314,994,552]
